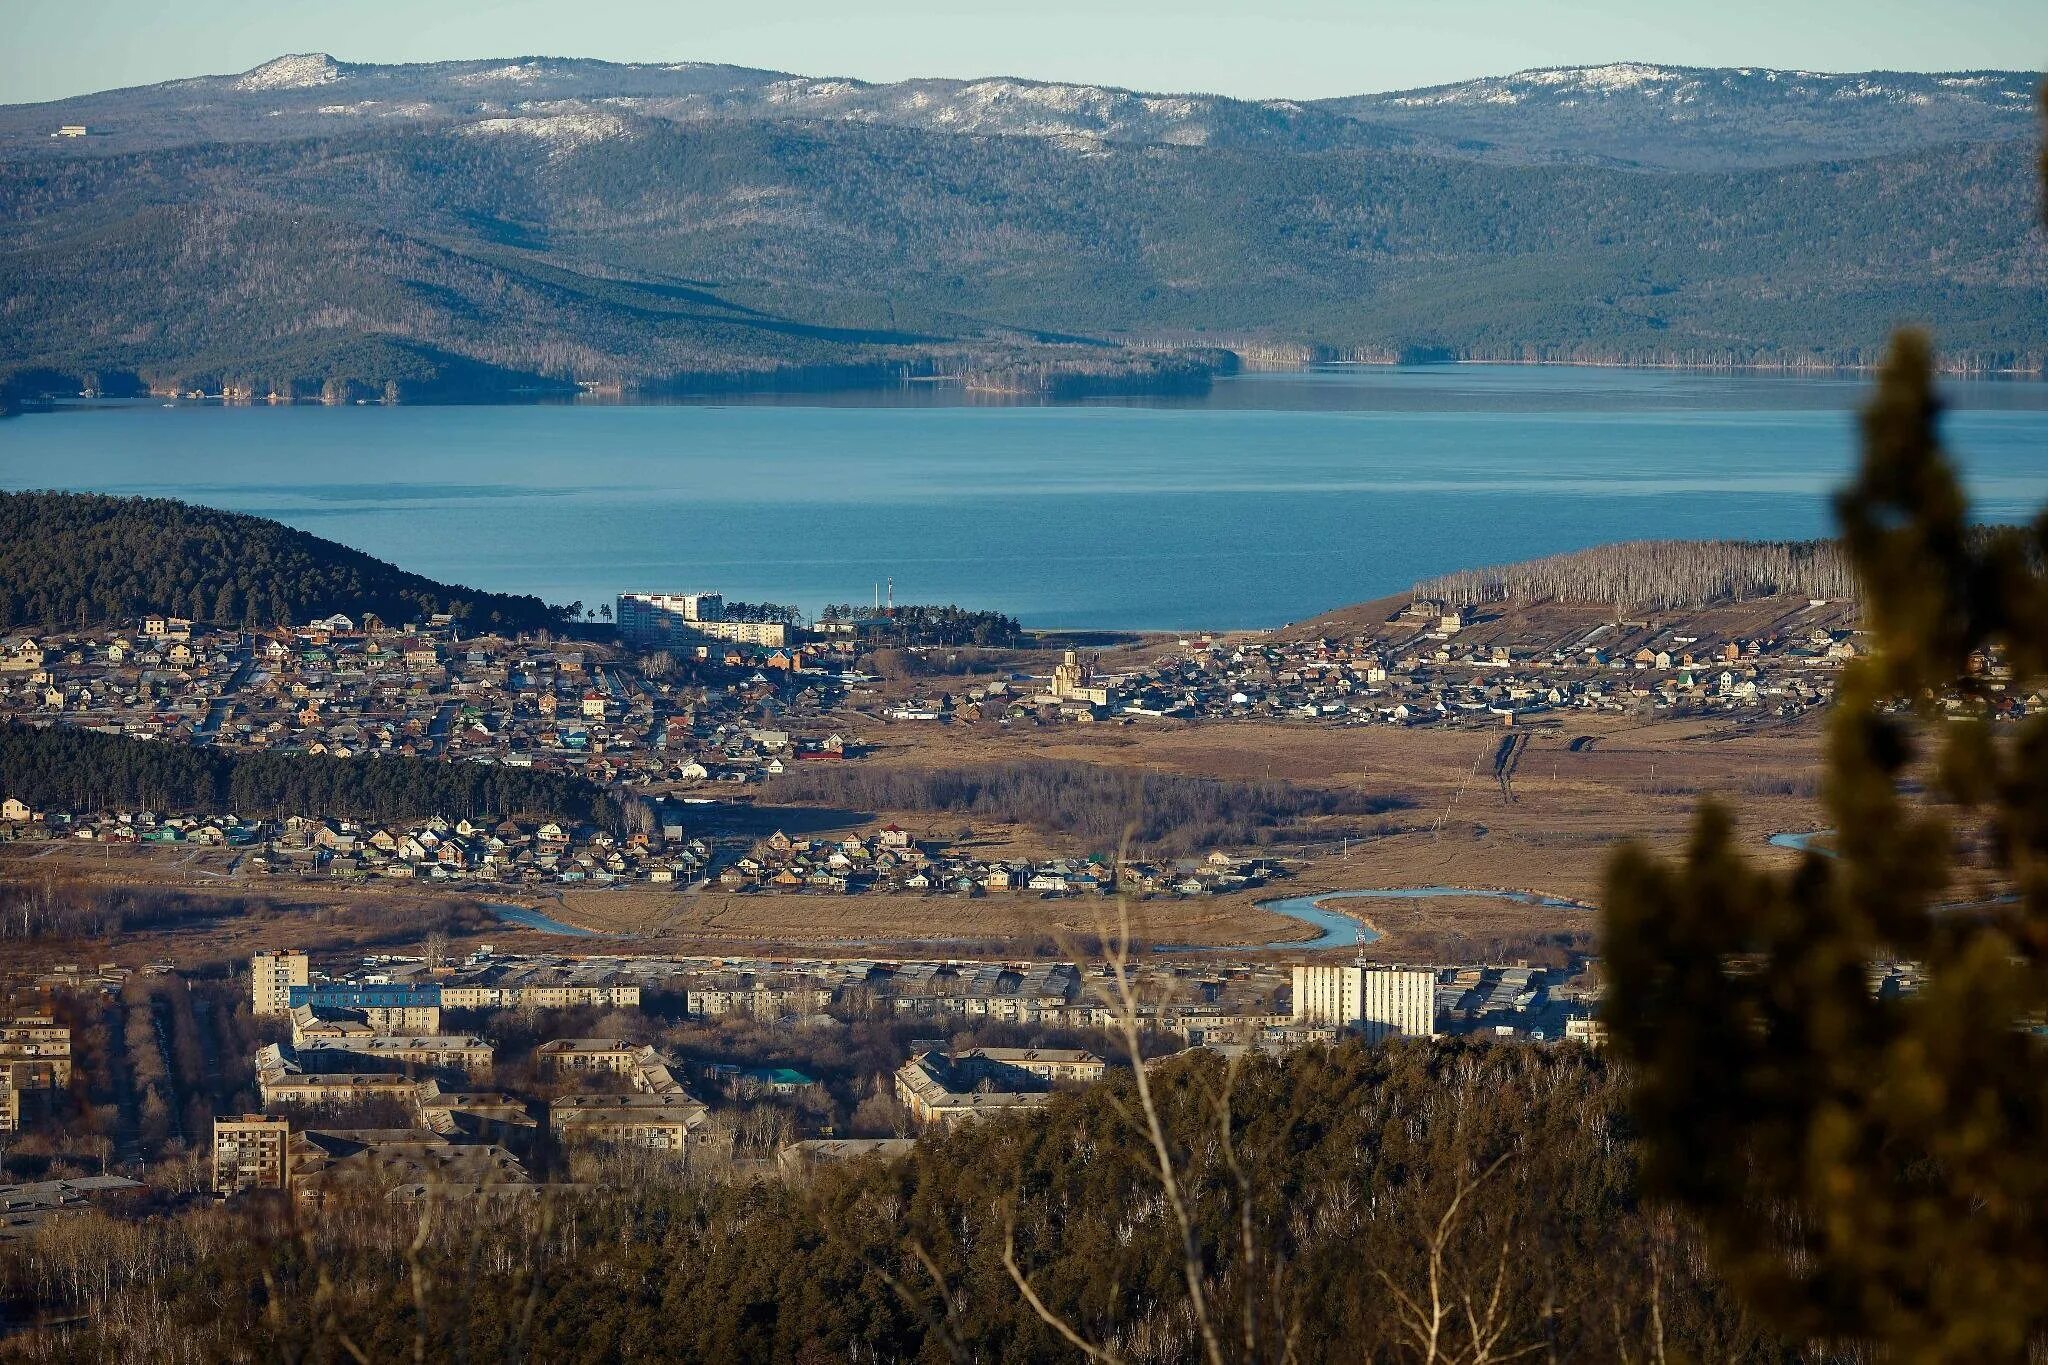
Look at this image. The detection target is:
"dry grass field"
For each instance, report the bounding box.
[554,884,1298,951]
[580,708,1833,957]
[2,706,1833,966]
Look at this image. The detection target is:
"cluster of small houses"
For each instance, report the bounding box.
[278,814,717,886]
[0,803,1288,900]
[716,827,1290,899]
[0,615,862,793]
[0,804,717,888]
[1107,600,1888,727]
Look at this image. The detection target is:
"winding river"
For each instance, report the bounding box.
[486,902,602,936]
[1181,885,1595,953]
[1767,830,1837,856]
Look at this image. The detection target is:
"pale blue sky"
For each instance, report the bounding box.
[6,0,2045,106]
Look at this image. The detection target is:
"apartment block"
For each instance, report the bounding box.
[1291,964,1438,1041]
[255,1043,420,1109]
[296,1035,493,1076]
[894,1046,1104,1129]
[951,1047,1105,1084]
[616,591,790,648]
[549,1093,711,1151]
[0,1015,72,1090]
[252,951,309,1017]
[213,1115,291,1194]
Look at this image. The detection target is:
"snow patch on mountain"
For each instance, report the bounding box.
[1524,63,1682,92]
[1381,63,2040,112]
[763,78,867,104]
[233,54,342,92]
[463,111,629,155]
[451,63,557,87]
[316,100,439,119]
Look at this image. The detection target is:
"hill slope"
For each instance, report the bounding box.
[0,491,567,631]
[2,57,2043,399]
[1320,63,2042,170]
[5,55,2036,169]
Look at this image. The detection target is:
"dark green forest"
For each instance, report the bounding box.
[0,491,565,631]
[0,722,613,825]
[820,603,1026,648]
[0,1041,1788,1363]
[2,116,2041,401]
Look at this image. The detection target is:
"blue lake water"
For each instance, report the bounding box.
[4,366,2046,630]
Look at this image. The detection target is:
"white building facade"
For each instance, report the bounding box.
[1291,964,1437,1041]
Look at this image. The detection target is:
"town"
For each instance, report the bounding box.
[0,939,1626,1228]
[1,932,1937,1232]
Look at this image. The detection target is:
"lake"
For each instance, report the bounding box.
[5,366,2046,630]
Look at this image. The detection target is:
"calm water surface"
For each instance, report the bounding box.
[5,367,2045,630]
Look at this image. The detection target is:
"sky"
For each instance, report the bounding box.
[6,0,2046,106]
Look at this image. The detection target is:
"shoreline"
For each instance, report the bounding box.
[8,355,2045,418]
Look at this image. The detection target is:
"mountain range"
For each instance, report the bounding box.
[1,55,2042,402]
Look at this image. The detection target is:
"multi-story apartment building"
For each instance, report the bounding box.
[296,1035,493,1077]
[212,1115,291,1194]
[1360,966,1438,1042]
[894,1046,1105,1129]
[616,591,790,648]
[952,1047,1105,1085]
[1291,964,1438,1041]
[255,1043,424,1109]
[439,983,642,1010]
[0,1015,72,1090]
[548,1093,711,1151]
[533,1038,645,1077]
[532,1039,684,1094]
[288,980,640,1013]
[252,951,309,1017]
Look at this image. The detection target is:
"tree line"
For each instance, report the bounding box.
[818,603,1025,648]
[0,1040,1778,1361]
[0,723,615,827]
[0,491,568,633]
[771,758,1407,856]
[1415,537,1861,613]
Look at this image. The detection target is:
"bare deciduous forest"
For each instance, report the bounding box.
[0,1041,1778,1363]
[768,759,1411,857]
[1415,537,1860,612]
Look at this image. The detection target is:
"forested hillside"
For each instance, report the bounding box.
[0,722,614,825]
[2,58,2042,401]
[2,54,2033,170]
[0,1041,1776,1361]
[1415,538,1860,611]
[1322,63,2042,170]
[0,491,565,631]
[1415,529,2043,612]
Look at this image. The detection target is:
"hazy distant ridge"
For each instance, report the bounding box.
[6,54,2037,169]
[1,56,2041,402]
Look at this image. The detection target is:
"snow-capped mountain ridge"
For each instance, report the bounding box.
[5,55,2038,170]
[1373,61,2037,109]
